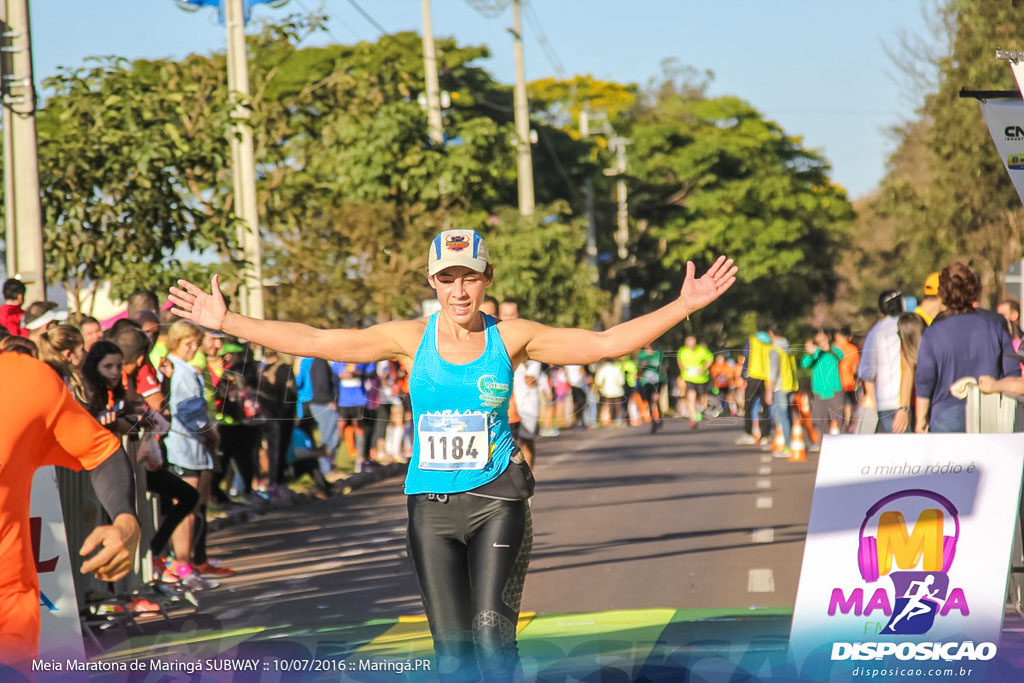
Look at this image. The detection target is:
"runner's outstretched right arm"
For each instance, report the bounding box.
[168,275,416,363]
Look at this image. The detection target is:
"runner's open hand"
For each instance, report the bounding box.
[678,256,738,313]
[168,274,228,330]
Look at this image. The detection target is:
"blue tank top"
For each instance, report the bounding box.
[403,312,516,494]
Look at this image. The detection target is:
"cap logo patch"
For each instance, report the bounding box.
[445,234,470,252]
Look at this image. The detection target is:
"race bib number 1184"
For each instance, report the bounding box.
[417,412,489,471]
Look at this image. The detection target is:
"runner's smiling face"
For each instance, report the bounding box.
[429,265,493,324]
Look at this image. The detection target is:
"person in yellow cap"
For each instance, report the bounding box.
[913,272,944,325]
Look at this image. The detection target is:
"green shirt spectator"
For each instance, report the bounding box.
[800,346,845,400]
[637,348,664,386]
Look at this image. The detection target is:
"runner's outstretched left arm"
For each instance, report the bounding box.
[521,257,737,366]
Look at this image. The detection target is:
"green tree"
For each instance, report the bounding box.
[36,56,240,310]
[624,92,853,346]
[475,202,609,328]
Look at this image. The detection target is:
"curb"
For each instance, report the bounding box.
[208,462,408,532]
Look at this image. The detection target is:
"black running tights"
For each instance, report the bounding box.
[407,494,532,682]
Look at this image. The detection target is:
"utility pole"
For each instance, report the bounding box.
[420,0,444,146]
[224,0,264,321]
[608,136,631,321]
[579,109,598,284]
[1,0,45,302]
[510,0,534,216]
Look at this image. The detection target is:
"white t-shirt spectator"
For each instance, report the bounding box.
[514,360,543,432]
[858,315,902,411]
[565,364,587,389]
[594,361,626,399]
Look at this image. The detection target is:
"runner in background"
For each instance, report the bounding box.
[676,335,713,429]
[637,344,664,432]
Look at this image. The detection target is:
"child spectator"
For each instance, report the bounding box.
[0,278,28,337]
[163,320,222,589]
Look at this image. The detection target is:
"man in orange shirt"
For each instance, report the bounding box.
[835,326,861,432]
[0,352,140,672]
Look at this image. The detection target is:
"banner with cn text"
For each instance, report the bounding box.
[789,434,1024,681]
[979,99,1024,206]
[30,466,85,661]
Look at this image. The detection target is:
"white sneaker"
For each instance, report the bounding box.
[734,434,757,445]
[758,437,770,446]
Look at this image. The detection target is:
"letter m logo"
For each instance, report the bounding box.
[875,509,944,576]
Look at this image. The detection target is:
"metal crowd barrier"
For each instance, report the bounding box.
[55,436,163,638]
[959,379,1024,617]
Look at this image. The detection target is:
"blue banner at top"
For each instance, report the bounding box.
[178,0,279,25]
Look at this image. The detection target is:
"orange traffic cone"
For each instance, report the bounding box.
[796,392,820,443]
[789,423,808,462]
[752,418,762,443]
[828,420,840,436]
[771,425,786,454]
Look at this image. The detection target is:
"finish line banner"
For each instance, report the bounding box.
[979,98,1024,206]
[789,434,1024,681]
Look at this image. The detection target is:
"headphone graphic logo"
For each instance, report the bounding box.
[857,489,959,582]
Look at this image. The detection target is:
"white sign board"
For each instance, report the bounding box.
[978,99,1024,207]
[30,466,85,661]
[789,434,1024,681]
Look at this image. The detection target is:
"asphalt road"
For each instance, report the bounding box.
[165,415,817,632]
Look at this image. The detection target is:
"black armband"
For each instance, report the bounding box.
[88,447,137,520]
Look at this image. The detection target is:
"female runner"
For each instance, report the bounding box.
[169,229,736,680]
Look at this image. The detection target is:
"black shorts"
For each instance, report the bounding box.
[686,381,709,397]
[338,406,364,421]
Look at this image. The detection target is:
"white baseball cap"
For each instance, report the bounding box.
[427,229,490,276]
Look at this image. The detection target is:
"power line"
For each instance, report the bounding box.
[522,0,565,78]
[294,0,356,44]
[463,0,511,19]
[345,0,388,36]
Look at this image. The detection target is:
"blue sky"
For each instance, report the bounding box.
[31,0,939,199]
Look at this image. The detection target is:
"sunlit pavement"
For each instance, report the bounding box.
[82,418,1024,681]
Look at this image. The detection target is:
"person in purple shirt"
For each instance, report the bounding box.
[914,263,1021,433]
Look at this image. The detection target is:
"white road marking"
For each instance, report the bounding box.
[751,528,775,544]
[756,479,771,489]
[756,496,773,509]
[748,568,776,592]
[759,455,772,464]
[758,466,772,475]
